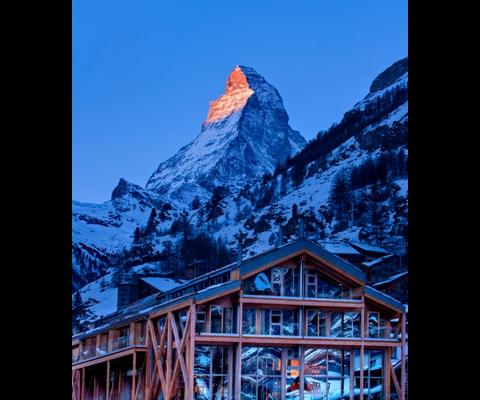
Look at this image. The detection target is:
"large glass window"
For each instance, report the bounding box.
[241,347,283,400]
[353,350,384,400]
[306,310,327,337]
[209,305,235,334]
[304,270,349,299]
[285,348,301,400]
[243,308,257,335]
[194,346,230,400]
[330,312,361,338]
[261,309,299,336]
[304,348,350,400]
[244,267,299,297]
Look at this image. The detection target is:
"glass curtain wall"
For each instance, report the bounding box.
[194,346,230,400]
[303,348,351,400]
[353,350,384,400]
[244,267,299,297]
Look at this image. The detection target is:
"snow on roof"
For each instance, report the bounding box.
[140,277,185,292]
[319,241,361,256]
[362,254,395,268]
[349,242,391,255]
[373,271,408,287]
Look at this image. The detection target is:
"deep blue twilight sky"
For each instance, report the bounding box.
[73,0,408,203]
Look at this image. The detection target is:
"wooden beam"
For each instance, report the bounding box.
[235,343,242,400]
[391,363,401,396]
[81,368,85,400]
[106,361,110,400]
[188,304,195,399]
[131,351,137,400]
[168,311,191,399]
[240,296,364,309]
[147,319,167,400]
[130,322,136,346]
[72,346,146,370]
[385,348,391,400]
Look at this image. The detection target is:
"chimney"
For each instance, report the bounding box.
[117,273,138,311]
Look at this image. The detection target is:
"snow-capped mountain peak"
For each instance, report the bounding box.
[145,65,306,197]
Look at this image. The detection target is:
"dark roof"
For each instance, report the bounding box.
[365,286,405,313]
[73,238,370,339]
[239,239,366,283]
[373,271,408,287]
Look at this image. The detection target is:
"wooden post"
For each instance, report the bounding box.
[132,351,137,400]
[81,368,85,400]
[385,348,391,400]
[167,315,172,383]
[107,330,114,353]
[238,290,243,337]
[299,345,305,400]
[145,324,151,400]
[96,334,101,356]
[325,312,331,336]
[189,304,196,400]
[106,361,110,400]
[130,322,136,346]
[235,343,242,400]
[349,351,354,400]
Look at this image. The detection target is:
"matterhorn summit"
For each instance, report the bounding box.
[146,65,306,198]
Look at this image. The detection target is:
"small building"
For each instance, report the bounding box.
[72,238,407,400]
[372,271,408,305]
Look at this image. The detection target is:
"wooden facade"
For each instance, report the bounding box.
[72,238,406,400]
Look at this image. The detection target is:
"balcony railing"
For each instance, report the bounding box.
[111,335,130,351]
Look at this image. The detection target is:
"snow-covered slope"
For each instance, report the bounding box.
[73,58,408,320]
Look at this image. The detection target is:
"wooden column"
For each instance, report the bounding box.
[130,322,136,346]
[238,290,243,337]
[96,334,101,356]
[349,351,354,400]
[360,295,365,400]
[325,312,331,336]
[188,303,196,400]
[107,330,114,353]
[235,343,242,400]
[106,361,110,400]
[400,312,406,400]
[167,316,172,383]
[299,345,305,400]
[299,255,305,297]
[385,348,391,400]
[144,324,151,400]
[81,368,85,400]
[93,375,98,399]
[131,351,137,400]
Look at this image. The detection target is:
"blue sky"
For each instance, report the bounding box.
[73,0,408,203]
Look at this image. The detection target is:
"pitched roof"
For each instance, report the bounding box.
[239,238,366,283]
[364,286,406,313]
[372,271,408,287]
[349,242,392,255]
[140,277,185,292]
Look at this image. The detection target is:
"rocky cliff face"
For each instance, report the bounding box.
[145,66,306,198]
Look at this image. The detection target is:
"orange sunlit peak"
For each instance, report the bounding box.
[205,66,254,123]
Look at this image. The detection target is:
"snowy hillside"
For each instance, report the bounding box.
[73,58,408,321]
